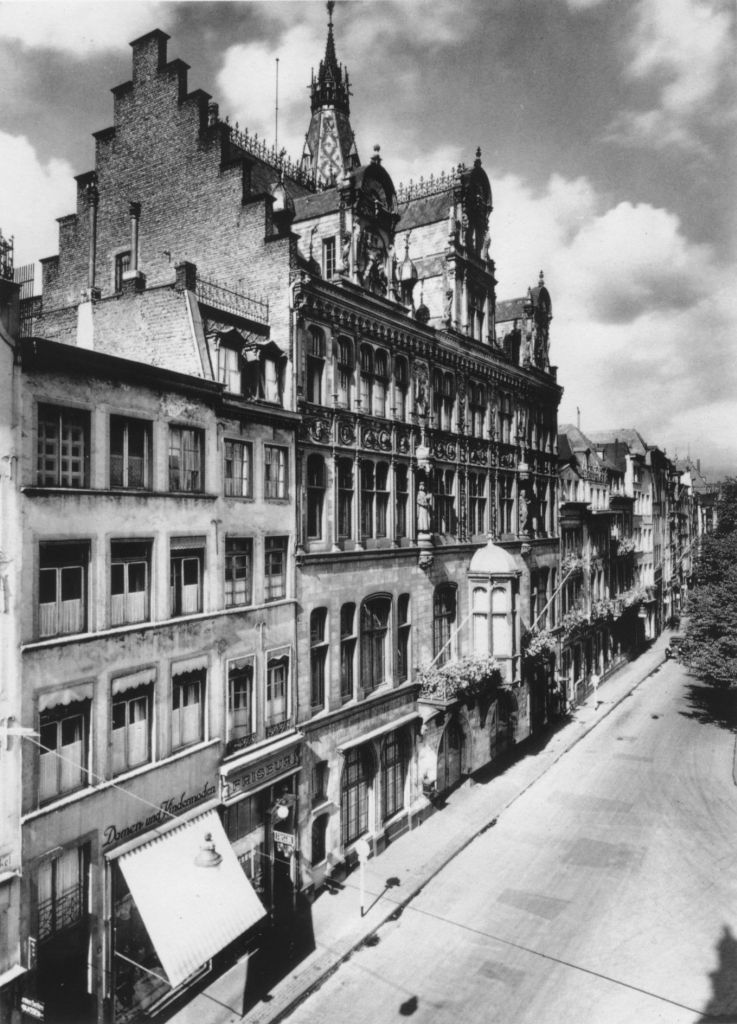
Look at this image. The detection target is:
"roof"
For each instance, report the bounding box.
[586,428,649,457]
[468,538,518,575]
[495,297,526,323]
[396,191,452,232]
[293,187,342,222]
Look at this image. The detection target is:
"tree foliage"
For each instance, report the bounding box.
[683,482,737,687]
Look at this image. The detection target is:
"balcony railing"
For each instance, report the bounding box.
[38,883,84,941]
[195,276,269,326]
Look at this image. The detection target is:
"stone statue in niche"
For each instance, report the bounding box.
[341,232,351,274]
[416,481,433,533]
[444,288,454,325]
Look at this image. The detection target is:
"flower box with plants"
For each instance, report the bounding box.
[522,627,557,662]
[561,552,584,578]
[591,597,616,621]
[615,536,636,557]
[417,654,503,703]
[622,583,648,608]
[561,606,589,640]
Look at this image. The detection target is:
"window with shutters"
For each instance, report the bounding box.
[111,541,150,626]
[171,670,205,749]
[39,702,90,802]
[112,687,151,774]
[39,542,89,638]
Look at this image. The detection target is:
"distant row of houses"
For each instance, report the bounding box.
[0,15,718,1024]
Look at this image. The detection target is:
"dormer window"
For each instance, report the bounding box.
[218,345,242,394]
[244,342,285,405]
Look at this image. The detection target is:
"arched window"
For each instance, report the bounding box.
[491,586,511,658]
[306,454,326,540]
[360,595,391,689]
[472,586,488,656]
[341,746,372,846]
[310,607,328,709]
[382,730,407,820]
[360,345,374,412]
[337,459,354,540]
[337,336,354,408]
[307,327,326,404]
[374,350,389,418]
[433,584,457,666]
[394,358,408,421]
[397,594,411,682]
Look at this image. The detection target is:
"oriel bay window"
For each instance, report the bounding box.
[110,416,151,489]
[168,425,204,492]
[224,439,252,497]
[306,455,326,540]
[341,746,372,846]
[360,595,391,690]
[310,607,328,709]
[225,537,252,607]
[171,668,205,749]
[433,584,457,666]
[37,404,90,488]
[340,603,356,701]
[169,539,204,616]
[39,697,90,802]
[227,657,254,753]
[264,536,288,601]
[39,542,89,638]
[111,541,150,626]
[112,674,153,775]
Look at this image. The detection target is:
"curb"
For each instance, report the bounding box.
[260,648,667,1024]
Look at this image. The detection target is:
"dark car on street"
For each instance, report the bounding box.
[665,634,685,660]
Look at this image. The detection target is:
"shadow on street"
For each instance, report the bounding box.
[698,925,737,1023]
[679,683,737,733]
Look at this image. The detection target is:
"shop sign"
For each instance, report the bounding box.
[102,782,217,849]
[26,937,37,969]
[221,745,300,803]
[272,830,295,849]
[21,997,44,1021]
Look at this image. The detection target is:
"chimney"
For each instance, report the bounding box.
[175,261,197,292]
[121,202,146,293]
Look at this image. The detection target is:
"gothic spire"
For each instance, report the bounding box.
[311,0,351,115]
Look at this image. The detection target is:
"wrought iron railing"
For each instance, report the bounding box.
[220,120,321,191]
[226,731,257,756]
[265,716,293,739]
[396,166,466,204]
[195,276,269,325]
[38,884,84,941]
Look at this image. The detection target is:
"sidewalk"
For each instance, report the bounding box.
[168,634,671,1024]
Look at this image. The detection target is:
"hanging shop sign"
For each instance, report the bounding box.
[21,997,44,1021]
[102,781,217,850]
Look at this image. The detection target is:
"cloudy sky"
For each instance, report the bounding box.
[1,0,735,477]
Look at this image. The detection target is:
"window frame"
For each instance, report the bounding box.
[340,602,357,701]
[110,540,151,627]
[111,686,152,775]
[396,593,411,683]
[38,542,89,639]
[264,445,288,500]
[110,415,152,490]
[360,594,391,691]
[224,536,253,608]
[433,584,457,666]
[169,546,204,617]
[224,439,252,498]
[306,454,326,540]
[171,669,206,750]
[310,607,329,710]
[227,657,255,753]
[266,648,290,726]
[38,701,90,803]
[36,404,90,489]
[264,536,288,602]
[168,425,205,493]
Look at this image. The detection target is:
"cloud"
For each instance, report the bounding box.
[0,131,75,271]
[603,0,736,153]
[0,1,173,55]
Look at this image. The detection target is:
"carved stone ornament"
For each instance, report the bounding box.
[309,418,332,443]
[338,420,356,445]
[397,432,411,454]
[412,361,430,417]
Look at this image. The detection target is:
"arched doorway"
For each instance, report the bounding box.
[437,719,464,793]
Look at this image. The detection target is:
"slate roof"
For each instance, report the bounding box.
[586,428,649,457]
[495,297,526,323]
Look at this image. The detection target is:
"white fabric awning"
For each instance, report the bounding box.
[171,654,209,677]
[337,711,420,754]
[111,668,156,696]
[38,682,94,711]
[117,810,265,988]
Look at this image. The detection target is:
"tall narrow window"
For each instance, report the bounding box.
[360,345,373,412]
[171,670,205,749]
[224,440,252,497]
[397,594,411,682]
[322,237,336,280]
[361,462,375,538]
[225,537,252,608]
[264,445,288,499]
[310,607,328,709]
[114,251,131,292]
[39,703,89,802]
[112,686,151,774]
[266,652,289,726]
[394,358,408,421]
[340,603,356,701]
[433,584,457,666]
[468,472,486,537]
[306,455,326,540]
[264,536,288,601]
[306,327,326,404]
[341,746,371,846]
[395,465,408,539]
[374,351,389,418]
[442,373,455,431]
[39,542,88,638]
[382,731,406,820]
[110,416,151,489]
[337,459,354,539]
[375,462,389,538]
[312,814,329,865]
[218,345,242,394]
[472,586,489,656]
[169,541,204,616]
[169,426,204,493]
[491,586,512,658]
[360,596,391,690]
[337,337,353,408]
[434,470,456,535]
[227,658,254,753]
[432,371,443,427]
[37,846,87,941]
[37,405,89,488]
[498,472,515,535]
[111,541,150,626]
[469,384,486,437]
